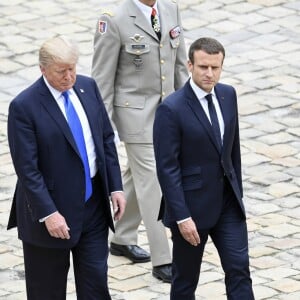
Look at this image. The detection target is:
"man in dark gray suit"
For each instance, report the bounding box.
[92,0,188,282]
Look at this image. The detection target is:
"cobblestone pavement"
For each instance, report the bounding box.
[0,0,299,299]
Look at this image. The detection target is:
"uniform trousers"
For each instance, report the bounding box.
[170,178,255,300]
[22,175,111,300]
[111,143,171,266]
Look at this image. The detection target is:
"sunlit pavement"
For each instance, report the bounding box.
[0,1,299,299]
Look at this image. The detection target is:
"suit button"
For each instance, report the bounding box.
[125,101,129,106]
[160,59,165,64]
[162,91,165,96]
[161,75,165,80]
[160,44,163,48]
[136,50,141,55]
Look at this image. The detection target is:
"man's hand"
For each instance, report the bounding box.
[45,211,70,239]
[111,192,126,221]
[178,219,200,246]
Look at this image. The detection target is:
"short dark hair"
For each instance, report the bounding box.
[188,37,225,64]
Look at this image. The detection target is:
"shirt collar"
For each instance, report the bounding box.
[133,0,159,16]
[189,77,216,100]
[43,76,75,101]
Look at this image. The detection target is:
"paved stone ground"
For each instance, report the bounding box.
[0,0,299,299]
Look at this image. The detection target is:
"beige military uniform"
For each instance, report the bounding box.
[92,0,188,267]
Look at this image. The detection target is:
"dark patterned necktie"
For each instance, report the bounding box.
[205,94,222,152]
[62,91,92,201]
[151,7,161,40]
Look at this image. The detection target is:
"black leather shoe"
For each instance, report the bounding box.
[152,264,172,283]
[110,242,151,263]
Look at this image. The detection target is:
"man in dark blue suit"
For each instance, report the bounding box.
[153,37,254,299]
[7,36,126,300]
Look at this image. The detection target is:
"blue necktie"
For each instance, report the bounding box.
[62,91,92,201]
[205,94,222,152]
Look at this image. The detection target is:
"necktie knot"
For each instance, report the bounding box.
[205,93,213,103]
[62,90,68,98]
[62,90,70,103]
[151,7,157,17]
[62,91,71,110]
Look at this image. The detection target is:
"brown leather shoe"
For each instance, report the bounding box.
[110,243,151,263]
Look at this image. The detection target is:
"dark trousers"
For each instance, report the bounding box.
[170,180,254,300]
[22,176,111,300]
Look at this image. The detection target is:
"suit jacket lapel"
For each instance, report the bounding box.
[73,81,104,154]
[38,78,80,157]
[214,84,231,149]
[185,81,221,153]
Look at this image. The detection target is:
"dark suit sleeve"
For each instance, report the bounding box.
[8,100,57,221]
[153,103,191,223]
[231,89,243,198]
[94,83,123,193]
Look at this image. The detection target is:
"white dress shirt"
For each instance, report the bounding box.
[189,78,225,142]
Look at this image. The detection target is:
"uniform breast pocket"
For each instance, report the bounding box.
[181,166,203,191]
[125,43,150,55]
[169,37,180,61]
[124,43,150,72]
[170,37,180,49]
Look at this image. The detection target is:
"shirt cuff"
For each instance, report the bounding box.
[39,211,57,222]
[176,217,191,224]
[111,191,123,195]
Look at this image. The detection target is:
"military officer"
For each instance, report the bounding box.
[92,0,188,282]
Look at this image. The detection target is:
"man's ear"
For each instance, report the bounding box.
[40,65,45,75]
[187,60,193,73]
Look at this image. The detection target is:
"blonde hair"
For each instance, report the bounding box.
[39,36,79,67]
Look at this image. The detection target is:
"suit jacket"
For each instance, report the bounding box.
[92,0,188,143]
[153,80,246,229]
[7,75,123,248]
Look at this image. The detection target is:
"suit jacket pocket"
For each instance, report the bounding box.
[113,94,146,136]
[181,166,203,191]
[114,94,145,109]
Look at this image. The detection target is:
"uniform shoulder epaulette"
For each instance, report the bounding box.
[101,10,114,17]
